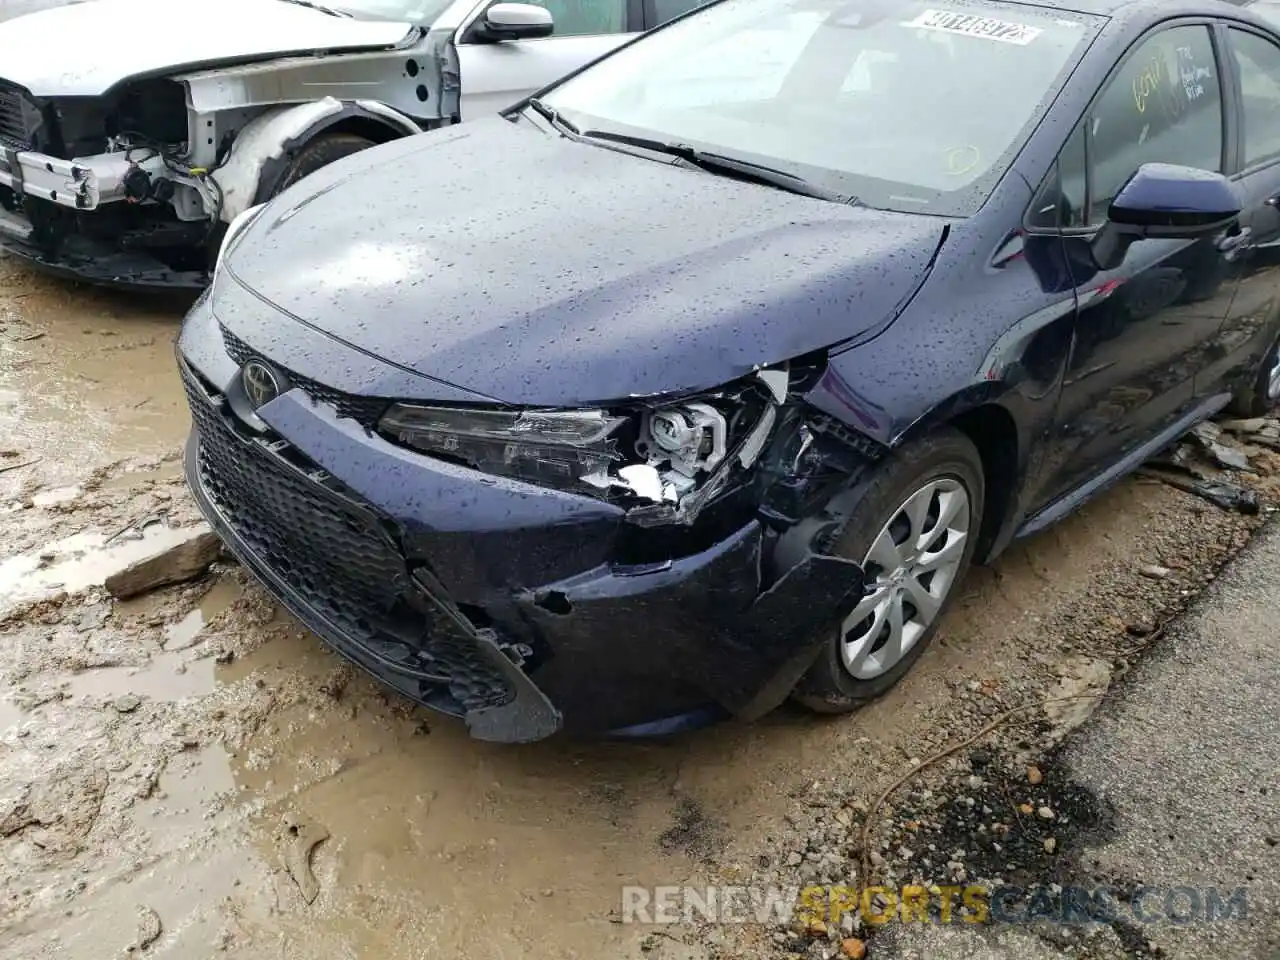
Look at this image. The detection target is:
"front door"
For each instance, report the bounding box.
[1035,22,1241,503]
[455,0,641,118]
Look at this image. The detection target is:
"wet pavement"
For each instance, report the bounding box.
[0,258,1276,959]
[871,518,1280,960]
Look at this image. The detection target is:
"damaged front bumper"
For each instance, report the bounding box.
[0,146,209,289]
[0,226,208,289]
[0,144,140,210]
[178,299,865,743]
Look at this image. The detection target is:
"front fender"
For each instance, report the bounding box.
[211,97,420,220]
[803,288,1077,562]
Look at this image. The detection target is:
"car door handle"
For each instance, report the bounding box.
[1216,226,1254,257]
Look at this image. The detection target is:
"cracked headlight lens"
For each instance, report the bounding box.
[378,405,627,489]
[379,368,790,523]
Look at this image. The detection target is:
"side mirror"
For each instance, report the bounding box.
[471,2,554,41]
[1091,163,1242,271]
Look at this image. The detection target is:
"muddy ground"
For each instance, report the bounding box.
[0,258,1277,960]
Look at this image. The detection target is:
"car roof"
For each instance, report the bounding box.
[1006,0,1125,15]
[1228,0,1280,14]
[1004,0,1253,19]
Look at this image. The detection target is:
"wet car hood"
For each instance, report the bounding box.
[224,117,948,407]
[0,0,413,97]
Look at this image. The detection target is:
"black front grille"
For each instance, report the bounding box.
[220,324,389,427]
[0,84,36,148]
[181,361,513,712]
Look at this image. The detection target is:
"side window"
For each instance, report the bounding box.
[1028,123,1087,229]
[1060,122,1088,227]
[1087,25,1223,224]
[1229,28,1280,169]
[651,0,709,25]
[531,0,627,36]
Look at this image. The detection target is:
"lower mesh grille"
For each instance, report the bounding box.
[181,361,513,711]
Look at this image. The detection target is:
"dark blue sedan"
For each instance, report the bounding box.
[179,0,1280,742]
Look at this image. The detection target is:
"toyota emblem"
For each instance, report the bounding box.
[241,360,282,409]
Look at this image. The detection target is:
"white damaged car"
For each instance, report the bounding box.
[0,0,681,288]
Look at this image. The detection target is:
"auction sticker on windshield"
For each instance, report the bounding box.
[903,10,1043,44]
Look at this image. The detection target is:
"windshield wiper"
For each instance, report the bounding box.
[578,130,857,205]
[526,98,582,138]
[274,0,353,16]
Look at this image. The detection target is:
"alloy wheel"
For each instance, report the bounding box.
[840,477,971,680]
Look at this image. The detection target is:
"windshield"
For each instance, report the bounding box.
[540,0,1099,215]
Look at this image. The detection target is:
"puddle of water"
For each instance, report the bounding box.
[0,266,191,479]
[159,743,235,799]
[1,829,273,960]
[0,698,25,733]
[0,523,206,609]
[164,576,242,652]
[102,460,184,487]
[66,650,214,702]
[142,745,238,848]
[31,484,81,507]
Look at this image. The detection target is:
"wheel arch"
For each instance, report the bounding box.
[211,97,421,222]
[891,389,1024,566]
[945,403,1020,564]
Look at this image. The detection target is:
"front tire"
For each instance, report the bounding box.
[792,428,984,714]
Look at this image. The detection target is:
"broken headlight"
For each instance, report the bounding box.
[378,370,789,524]
[377,405,627,490]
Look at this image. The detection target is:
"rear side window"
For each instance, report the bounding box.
[1229,27,1280,169]
[650,0,710,25]
[531,0,628,36]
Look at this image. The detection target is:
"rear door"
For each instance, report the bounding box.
[455,0,642,118]
[1195,22,1280,401]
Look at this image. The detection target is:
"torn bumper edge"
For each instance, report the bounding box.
[516,523,865,725]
